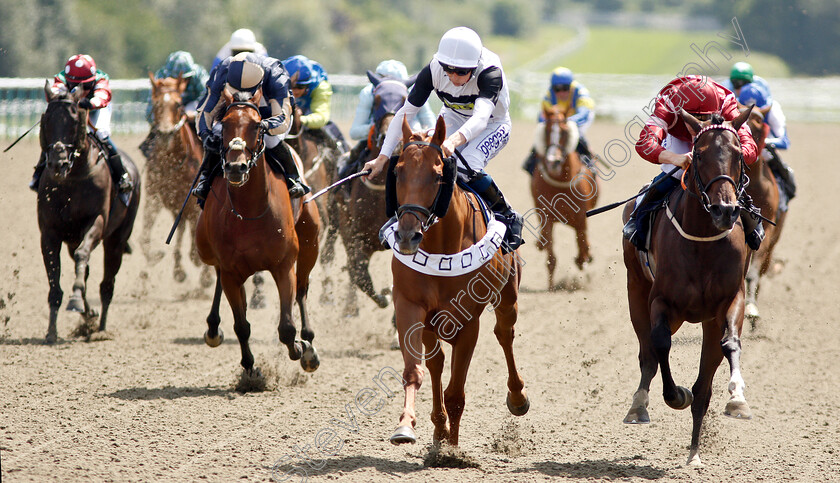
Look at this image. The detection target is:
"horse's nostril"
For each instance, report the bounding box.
[411,232,423,244]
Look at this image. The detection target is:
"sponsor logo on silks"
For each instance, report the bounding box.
[478,125,510,158]
[443,99,475,111]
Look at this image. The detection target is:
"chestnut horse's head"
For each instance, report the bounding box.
[680,106,753,231]
[149,73,188,133]
[220,88,265,186]
[390,115,456,255]
[542,105,571,164]
[40,80,90,180]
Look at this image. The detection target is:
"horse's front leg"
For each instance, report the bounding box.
[540,219,557,290]
[347,243,390,308]
[624,271,657,424]
[423,329,449,443]
[67,216,105,313]
[139,194,165,265]
[744,259,761,323]
[445,318,480,446]
[273,262,304,362]
[390,300,428,445]
[203,269,224,347]
[219,271,254,372]
[172,221,188,283]
[40,234,63,344]
[686,317,727,466]
[573,214,593,270]
[650,297,692,410]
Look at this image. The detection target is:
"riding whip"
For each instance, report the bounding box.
[586,166,681,217]
[304,169,371,204]
[166,168,203,244]
[3,120,40,153]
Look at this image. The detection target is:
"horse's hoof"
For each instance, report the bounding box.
[686,449,703,467]
[623,407,651,424]
[66,297,85,313]
[390,334,401,351]
[724,399,753,420]
[204,329,224,347]
[374,291,392,309]
[300,341,320,373]
[174,269,187,283]
[745,302,760,319]
[665,386,693,410]
[83,308,99,322]
[390,425,417,445]
[44,332,57,345]
[506,392,530,416]
[88,330,114,342]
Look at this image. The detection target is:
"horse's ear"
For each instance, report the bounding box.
[732,103,753,131]
[44,79,54,101]
[431,115,446,146]
[405,73,417,88]
[401,114,413,142]
[177,72,188,93]
[222,87,234,105]
[249,88,262,105]
[680,108,703,137]
[148,71,156,86]
[366,70,382,87]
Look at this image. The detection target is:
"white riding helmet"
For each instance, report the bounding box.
[375,59,409,81]
[433,27,482,69]
[229,28,258,51]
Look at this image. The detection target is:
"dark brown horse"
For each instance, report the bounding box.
[387,115,528,446]
[742,108,786,324]
[140,74,212,287]
[333,73,413,316]
[194,88,321,377]
[37,82,141,343]
[530,105,599,289]
[621,107,754,466]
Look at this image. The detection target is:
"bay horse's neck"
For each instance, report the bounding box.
[420,187,477,255]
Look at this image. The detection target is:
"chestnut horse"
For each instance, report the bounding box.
[530,105,598,289]
[195,88,321,376]
[37,82,141,342]
[140,74,212,287]
[743,108,786,324]
[250,104,341,309]
[621,108,754,466]
[386,115,528,446]
[333,73,413,316]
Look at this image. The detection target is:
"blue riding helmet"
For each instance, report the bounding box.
[737,83,767,109]
[282,55,326,88]
[551,67,573,87]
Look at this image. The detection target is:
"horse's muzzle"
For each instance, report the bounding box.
[709,203,741,231]
[394,221,423,255]
[224,162,250,186]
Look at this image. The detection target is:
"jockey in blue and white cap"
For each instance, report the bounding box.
[192,52,310,202]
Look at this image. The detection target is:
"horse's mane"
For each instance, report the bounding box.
[232,90,253,103]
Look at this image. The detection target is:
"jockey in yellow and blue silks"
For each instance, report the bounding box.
[281,55,348,153]
[522,67,597,174]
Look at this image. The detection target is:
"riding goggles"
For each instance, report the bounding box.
[730,78,749,90]
[439,62,474,76]
[553,84,571,92]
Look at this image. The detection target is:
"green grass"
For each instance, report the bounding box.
[502,26,790,77]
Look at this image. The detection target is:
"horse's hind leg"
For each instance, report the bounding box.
[98,237,128,332]
[744,259,761,324]
[445,318,480,446]
[721,298,751,420]
[172,222,187,283]
[40,235,63,344]
[204,270,224,347]
[573,216,593,270]
[540,220,557,290]
[348,245,390,308]
[67,217,105,314]
[272,262,305,363]
[139,195,164,264]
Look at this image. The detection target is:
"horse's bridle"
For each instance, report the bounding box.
[43,98,90,171]
[685,124,748,213]
[394,140,450,232]
[151,87,187,135]
[220,101,266,175]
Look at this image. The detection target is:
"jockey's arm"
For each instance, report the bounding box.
[349,85,375,140]
[442,97,494,157]
[300,82,332,129]
[764,101,790,149]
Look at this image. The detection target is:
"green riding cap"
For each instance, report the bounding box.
[730,62,754,83]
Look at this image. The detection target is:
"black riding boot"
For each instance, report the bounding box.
[739,193,765,251]
[30,152,47,192]
[622,172,680,251]
[576,137,596,170]
[471,177,524,253]
[522,148,538,175]
[267,142,310,199]
[104,139,132,193]
[191,149,221,205]
[766,147,796,200]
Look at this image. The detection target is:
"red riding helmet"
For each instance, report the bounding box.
[661,76,723,115]
[64,54,97,83]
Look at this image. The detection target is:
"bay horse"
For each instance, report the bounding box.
[530,105,598,290]
[742,108,786,324]
[249,103,341,309]
[333,72,413,316]
[37,81,141,343]
[140,74,212,287]
[194,88,321,377]
[621,107,754,466]
[386,115,528,447]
